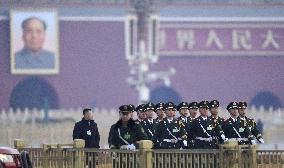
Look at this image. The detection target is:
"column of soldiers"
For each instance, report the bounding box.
[107,100,264,150]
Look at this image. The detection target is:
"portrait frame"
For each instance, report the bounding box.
[10,9,59,75]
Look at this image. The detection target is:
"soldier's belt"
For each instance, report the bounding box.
[163,139,178,143]
[195,137,212,142]
[228,138,248,142]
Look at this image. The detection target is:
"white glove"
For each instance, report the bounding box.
[120,145,128,150]
[258,138,264,144]
[221,134,226,140]
[251,140,256,145]
[127,144,136,150]
[183,140,188,147]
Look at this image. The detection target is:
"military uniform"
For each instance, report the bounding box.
[134,104,146,125]
[141,103,158,142]
[177,102,194,149]
[209,100,226,145]
[190,101,226,149]
[154,102,165,123]
[238,102,264,143]
[155,102,187,149]
[108,105,148,149]
[222,102,254,145]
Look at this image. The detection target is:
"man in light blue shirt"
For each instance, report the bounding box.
[15,17,55,69]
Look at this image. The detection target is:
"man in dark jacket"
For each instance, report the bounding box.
[108,105,148,150]
[73,108,100,148]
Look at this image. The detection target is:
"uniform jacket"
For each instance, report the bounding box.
[222,117,254,141]
[108,119,148,149]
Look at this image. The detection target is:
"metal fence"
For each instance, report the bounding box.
[14,140,284,168]
[152,149,220,168]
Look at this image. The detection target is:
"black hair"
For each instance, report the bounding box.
[83,108,92,115]
[21,17,47,31]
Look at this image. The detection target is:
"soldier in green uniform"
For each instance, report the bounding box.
[177,102,191,149]
[238,102,264,144]
[141,103,159,143]
[188,102,198,120]
[222,102,255,145]
[155,102,165,122]
[134,104,147,124]
[190,101,227,149]
[209,100,227,146]
[108,105,148,149]
[187,102,199,148]
[155,102,187,149]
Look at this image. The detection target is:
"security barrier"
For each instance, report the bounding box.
[14,139,284,168]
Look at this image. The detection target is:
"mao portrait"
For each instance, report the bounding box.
[10,10,59,74]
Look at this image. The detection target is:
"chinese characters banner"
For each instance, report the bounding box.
[159,22,284,56]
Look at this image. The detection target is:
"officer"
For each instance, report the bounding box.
[238,102,264,144]
[108,105,148,150]
[72,108,100,148]
[177,102,189,122]
[209,100,226,145]
[222,102,255,145]
[177,102,193,149]
[135,104,147,124]
[190,101,226,149]
[188,102,199,120]
[155,102,165,122]
[155,102,187,149]
[141,103,159,142]
[187,101,199,148]
[129,104,136,119]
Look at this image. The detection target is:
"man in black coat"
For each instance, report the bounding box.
[73,108,100,148]
[108,105,148,150]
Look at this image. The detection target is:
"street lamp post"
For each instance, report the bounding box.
[126,0,176,104]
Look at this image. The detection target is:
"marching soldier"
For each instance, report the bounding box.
[108,105,148,150]
[238,102,264,144]
[190,101,227,149]
[141,103,159,142]
[188,102,199,120]
[177,102,194,149]
[155,102,187,149]
[135,104,147,124]
[222,102,255,145]
[129,104,136,119]
[187,102,199,148]
[209,100,226,145]
[155,102,165,122]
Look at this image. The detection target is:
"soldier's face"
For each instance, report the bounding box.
[189,109,198,118]
[23,19,46,53]
[210,107,219,115]
[238,108,246,117]
[229,108,238,117]
[120,112,132,122]
[146,110,154,119]
[179,108,189,117]
[199,108,208,117]
[166,109,176,118]
[138,112,147,120]
[156,110,164,119]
